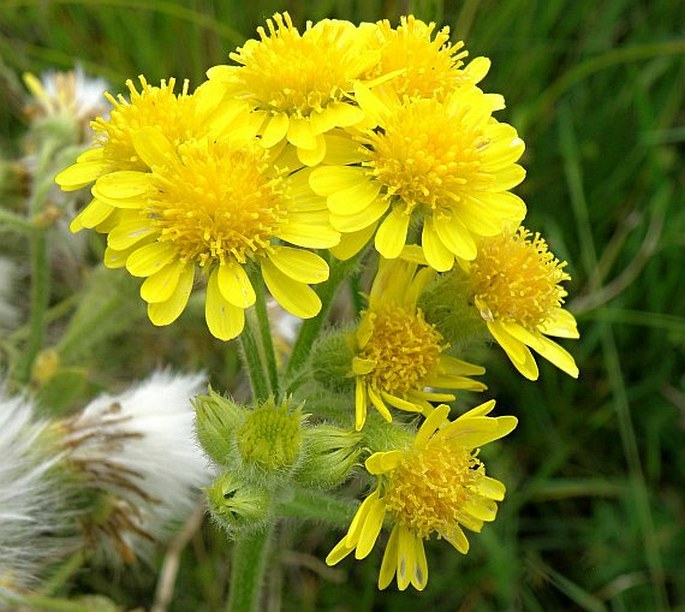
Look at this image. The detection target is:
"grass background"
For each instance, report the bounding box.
[1,0,684,610]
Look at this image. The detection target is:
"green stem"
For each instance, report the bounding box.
[239,316,270,401]
[285,253,363,381]
[17,137,61,383]
[226,526,274,612]
[248,267,279,401]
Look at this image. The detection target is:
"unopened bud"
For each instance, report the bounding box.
[310,329,356,393]
[193,389,245,467]
[206,472,271,536]
[297,424,362,489]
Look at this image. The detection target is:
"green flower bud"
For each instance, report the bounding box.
[193,389,245,467]
[236,397,305,478]
[419,268,489,351]
[296,425,362,489]
[205,472,271,536]
[310,329,356,393]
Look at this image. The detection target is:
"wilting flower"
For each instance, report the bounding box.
[310,83,526,268]
[351,256,485,430]
[0,390,72,598]
[56,77,338,340]
[467,226,579,380]
[23,65,109,136]
[207,12,376,166]
[58,371,212,563]
[363,15,491,100]
[326,402,517,591]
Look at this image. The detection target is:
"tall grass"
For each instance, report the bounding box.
[1,0,683,609]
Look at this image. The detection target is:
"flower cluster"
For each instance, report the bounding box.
[52,12,581,595]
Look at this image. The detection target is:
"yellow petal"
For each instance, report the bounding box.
[490,163,526,191]
[473,475,506,501]
[411,537,428,591]
[422,220,454,271]
[486,320,539,380]
[287,117,317,150]
[94,171,150,199]
[344,489,380,548]
[539,308,579,339]
[205,268,245,341]
[126,242,178,278]
[217,261,256,308]
[323,133,365,165]
[375,209,410,259]
[147,263,194,326]
[107,216,158,250]
[433,214,477,260]
[480,124,525,170]
[414,404,450,448]
[277,211,340,249]
[297,134,326,167]
[70,199,114,232]
[55,158,110,191]
[330,197,388,233]
[140,259,186,303]
[325,538,354,566]
[378,524,400,590]
[367,385,393,422]
[365,450,403,474]
[261,258,321,319]
[327,179,381,216]
[268,247,329,284]
[502,322,579,378]
[261,113,290,148]
[462,496,498,522]
[353,81,388,125]
[355,497,386,559]
[355,378,367,432]
[396,525,416,591]
[329,225,376,260]
[131,127,176,168]
[442,524,469,554]
[309,166,368,196]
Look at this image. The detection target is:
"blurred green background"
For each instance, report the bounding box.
[1,0,684,610]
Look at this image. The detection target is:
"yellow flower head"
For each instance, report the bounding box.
[469,226,580,380]
[56,76,340,340]
[365,15,491,100]
[326,402,517,591]
[207,12,377,166]
[309,84,526,269]
[352,256,486,431]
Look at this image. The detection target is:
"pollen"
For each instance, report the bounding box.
[384,436,482,539]
[229,13,361,117]
[93,76,194,170]
[471,227,571,328]
[147,138,287,266]
[359,305,445,394]
[364,96,485,214]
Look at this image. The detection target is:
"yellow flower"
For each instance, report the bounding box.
[326,402,517,591]
[55,75,340,340]
[309,84,526,269]
[364,15,492,101]
[468,226,579,380]
[207,12,377,167]
[352,256,485,431]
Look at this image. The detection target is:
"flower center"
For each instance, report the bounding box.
[371,16,468,99]
[471,228,570,328]
[359,305,444,394]
[229,13,361,117]
[363,96,488,214]
[94,77,195,171]
[148,138,287,266]
[384,437,483,539]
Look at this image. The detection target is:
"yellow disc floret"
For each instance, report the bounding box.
[148,138,287,267]
[358,305,445,394]
[471,227,570,329]
[383,437,482,539]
